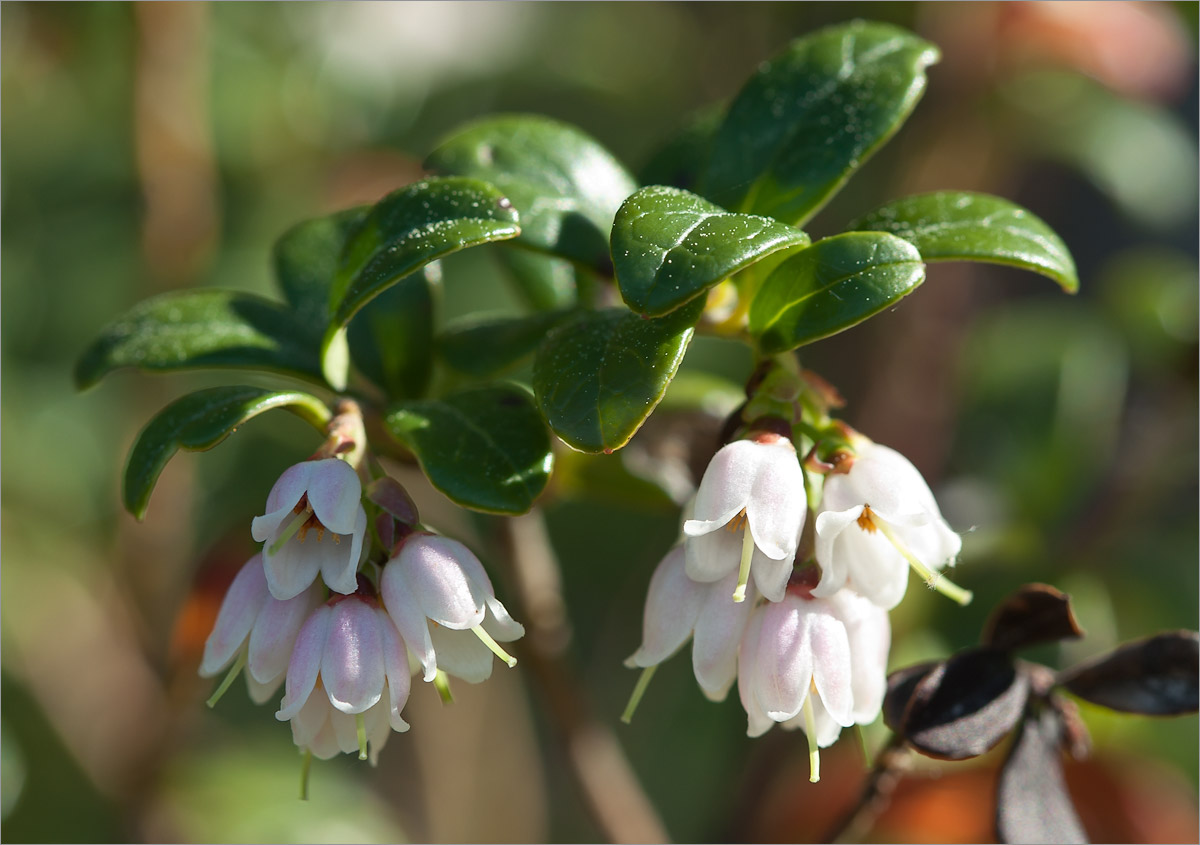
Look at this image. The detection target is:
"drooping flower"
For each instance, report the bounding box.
[199,553,322,705]
[275,588,411,763]
[380,532,525,684]
[251,458,367,601]
[812,441,969,610]
[625,545,757,703]
[683,433,807,603]
[738,581,890,781]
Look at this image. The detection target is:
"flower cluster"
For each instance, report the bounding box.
[199,407,524,782]
[626,423,967,782]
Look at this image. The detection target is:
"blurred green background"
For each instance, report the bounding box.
[2,2,1196,842]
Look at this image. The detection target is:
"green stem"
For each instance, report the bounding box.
[621,664,658,725]
[205,650,247,709]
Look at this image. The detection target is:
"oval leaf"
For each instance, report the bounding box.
[897,648,1030,761]
[982,583,1084,653]
[124,386,331,520]
[612,186,810,316]
[498,248,579,311]
[322,177,520,388]
[996,709,1089,845]
[749,231,925,354]
[533,301,703,453]
[701,21,939,226]
[438,309,573,378]
[852,191,1079,293]
[348,263,439,400]
[427,115,637,270]
[1058,630,1199,715]
[75,290,325,389]
[273,207,369,335]
[385,384,552,515]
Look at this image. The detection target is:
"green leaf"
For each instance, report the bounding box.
[348,263,439,399]
[612,186,810,316]
[749,232,925,353]
[273,207,369,335]
[322,177,520,389]
[701,21,939,226]
[124,386,331,520]
[497,248,578,310]
[851,191,1079,293]
[533,300,703,453]
[638,103,725,193]
[75,290,324,389]
[385,384,552,515]
[427,114,638,269]
[438,309,573,378]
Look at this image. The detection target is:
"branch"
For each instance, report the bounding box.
[822,732,912,844]
[493,510,670,844]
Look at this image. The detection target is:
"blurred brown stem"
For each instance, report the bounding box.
[823,733,912,844]
[494,510,670,844]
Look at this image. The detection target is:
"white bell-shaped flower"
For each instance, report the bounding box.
[287,683,397,765]
[683,433,807,603]
[737,584,890,782]
[251,458,367,601]
[380,533,525,684]
[275,592,411,763]
[813,442,969,610]
[199,554,322,705]
[625,545,757,703]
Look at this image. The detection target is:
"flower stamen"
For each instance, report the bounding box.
[732,521,755,603]
[205,649,247,709]
[724,509,749,533]
[270,507,313,555]
[471,625,518,667]
[870,516,973,606]
[434,669,455,704]
[621,664,658,725]
[856,505,878,533]
[803,692,821,783]
[355,713,368,760]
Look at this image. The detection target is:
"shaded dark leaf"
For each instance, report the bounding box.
[982,583,1084,652]
[347,263,438,399]
[899,648,1029,760]
[1058,631,1199,715]
[882,661,940,733]
[366,476,419,528]
[273,207,369,335]
[996,707,1089,844]
[437,309,573,378]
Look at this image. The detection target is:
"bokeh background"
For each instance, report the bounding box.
[2,2,1197,842]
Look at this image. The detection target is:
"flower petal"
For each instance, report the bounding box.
[380,561,437,682]
[263,462,315,516]
[262,534,323,602]
[377,609,411,733]
[684,527,742,583]
[692,570,755,701]
[750,546,792,603]
[305,459,363,535]
[755,597,812,722]
[627,546,704,669]
[428,626,493,684]
[251,506,294,544]
[808,604,854,728]
[248,583,320,685]
[245,671,282,705]
[290,682,332,746]
[310,525,360,596]
[737,611,775,738]
[686,440,763,532]
[321,599,385,714]
[398,534,487,629]
[276,605,330,721]
[811,508,862,599]
[830,590,891,725]
[839,526,909,610]
[200,556,269,677]
[745,440,805,560]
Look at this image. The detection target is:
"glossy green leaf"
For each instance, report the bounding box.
[749,231,925,353]
[75,290,324,389]
[851,191,1079,293]
[385,384,552,515]
[612,186,810,316]
[427,114,637,270]
[533,300,703,453]
[322,177,520,388]
[497,248,579,311]
[124,386,331,520]
[347,263,439,400]
[438,309,573,378]
[702,21,939,226]
[273,207,369,335]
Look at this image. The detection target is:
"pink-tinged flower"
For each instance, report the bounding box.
[199,554,322,704]
[813,442,969,610]
[683,434,807,603]
[380,533,524,684]
[275,592,411,762]
[251,458,367,601]
[738,584,890,781]
[625,545,756,702]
